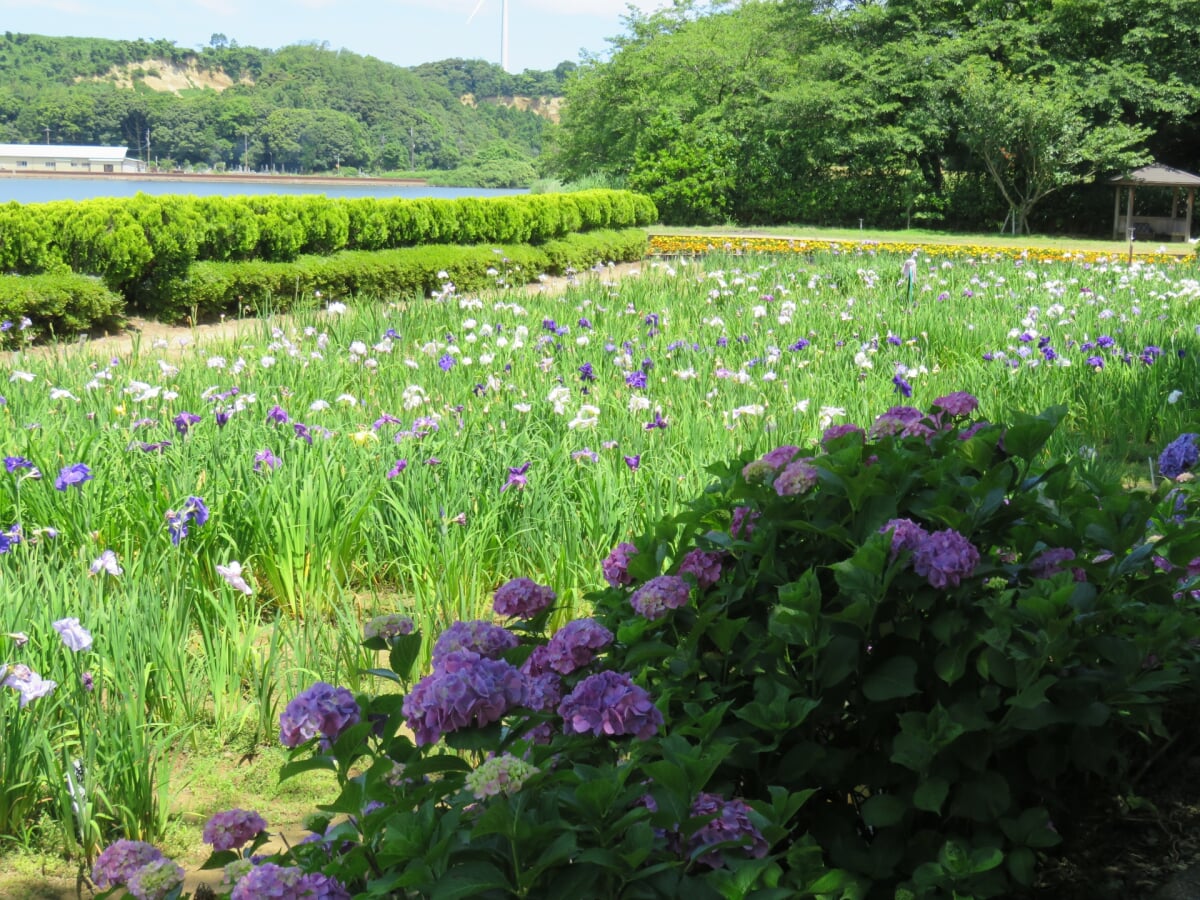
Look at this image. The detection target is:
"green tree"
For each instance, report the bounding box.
[955,64,1151,233]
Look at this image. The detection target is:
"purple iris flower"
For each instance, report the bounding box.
[892,375,913,398]
[438,354,456,371]
[644,412,668,430]
[173,412,201,437]
[501,462,531,493]
[54,463,92,491]
[253,449,281,473]
[624,455,641,471]
[266,405,290,425]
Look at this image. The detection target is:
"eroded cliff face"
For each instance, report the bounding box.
[459,93,563,124]
[79,59,252,94]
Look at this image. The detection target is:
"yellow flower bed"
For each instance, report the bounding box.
[647,234,1192,266]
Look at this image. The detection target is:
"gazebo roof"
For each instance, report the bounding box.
[1110,164,1200,188]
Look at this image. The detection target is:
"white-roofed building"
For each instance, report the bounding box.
[0,144,145,174]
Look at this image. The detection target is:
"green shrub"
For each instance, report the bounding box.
[0,201,57,274]
[157,228,649,321]
[0,272,124,339]
[188,396,1200,898]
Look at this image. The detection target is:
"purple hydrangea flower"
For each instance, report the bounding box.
[493,577,557,619]
[870,406,933,440]
[775,458,819,496]
[91,840,164,889]
[279,682,362,749]
[126,857,184,900]
[821,424,865,447]
[630,575,692,621]
[933,392,979,418]
[54,463,92,491]
[1029,547,1077,580]
[731,506,759,539]
[402,652,526,745]
[52,617,92,652]
[742,445,799,484]
[678,549,724,590]
[432,620,519,666]
[602,542,639,588]
[363,613,415,642]
[912,528,980,589]
[229,863,350,900]
[558,670,662,739]
[686,793,769,869]
[1159,433,1200,480]
[203,808,268,852]
[881,518,929,561]
[545,618,614,674]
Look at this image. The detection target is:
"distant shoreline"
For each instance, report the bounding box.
[0,170,427,188]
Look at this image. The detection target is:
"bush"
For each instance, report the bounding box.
[0,272,124,340]
[156,228,650,322]
[101,396,1200,898]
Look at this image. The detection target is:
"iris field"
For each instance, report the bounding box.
[1,244,1198,872]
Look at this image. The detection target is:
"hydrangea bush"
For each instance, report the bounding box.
[94,395,1200,898]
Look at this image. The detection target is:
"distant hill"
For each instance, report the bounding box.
[0,32,570,178]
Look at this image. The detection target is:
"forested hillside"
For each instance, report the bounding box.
[545,0,1200,232]
[0,32,568,180]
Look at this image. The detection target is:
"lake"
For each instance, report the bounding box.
[0,175,528,204]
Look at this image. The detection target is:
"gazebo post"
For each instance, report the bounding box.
[1109,164,1200,242]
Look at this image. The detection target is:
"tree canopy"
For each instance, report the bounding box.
[0,32,570,175]
[545,0,1200,231]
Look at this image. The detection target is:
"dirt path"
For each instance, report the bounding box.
[13,260,649,363]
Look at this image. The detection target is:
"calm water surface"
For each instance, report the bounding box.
[0,177,527,204]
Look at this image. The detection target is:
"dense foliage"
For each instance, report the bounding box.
[0,32,567,175]
[546,0,1200,232]
[85,395,1200,898]
[0,189,656,322]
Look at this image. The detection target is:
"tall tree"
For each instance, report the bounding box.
[955,63,1150,233]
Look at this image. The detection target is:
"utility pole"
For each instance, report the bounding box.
[409,126,415,171]
[43,125,50,144]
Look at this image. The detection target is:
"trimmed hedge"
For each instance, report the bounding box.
[7,190,656,317]
[160,227,650,322]
[0,272,124,339]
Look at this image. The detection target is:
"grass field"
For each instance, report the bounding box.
[1,237,1198,889]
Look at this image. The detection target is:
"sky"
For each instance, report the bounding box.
[0,0,668,73]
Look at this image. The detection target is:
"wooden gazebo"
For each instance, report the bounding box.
[1111,163,1200,241]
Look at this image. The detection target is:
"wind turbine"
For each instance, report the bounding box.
[467,0,510,73]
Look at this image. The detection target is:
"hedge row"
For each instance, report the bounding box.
[160,227,650,322]
[0,190,657,295]
[0,272,124,339]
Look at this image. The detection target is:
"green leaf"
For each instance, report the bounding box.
[430,861,513,900]
[389,632,423,681]
[913,777,949,814]
[863,656,920,701]
[279,755,336,781]
[1007,846,1036,886]
[861,793,907,828]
